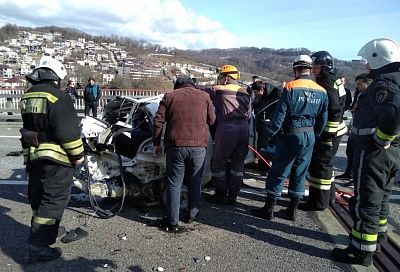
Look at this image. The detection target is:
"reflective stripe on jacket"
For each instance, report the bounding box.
[20,82,84,167]
[206,79,251,124]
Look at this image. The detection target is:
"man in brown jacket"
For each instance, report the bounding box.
[153,75,216,232]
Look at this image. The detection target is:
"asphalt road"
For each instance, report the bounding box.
[0,125,398,272]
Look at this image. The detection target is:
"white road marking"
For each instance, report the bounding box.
[0,135,20,138]
[391,194,400,200]
[0,180,28,185]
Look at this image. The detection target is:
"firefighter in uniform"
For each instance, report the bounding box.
[205,65,251,205]
[332,38,400,266]
[299,51,348,211]
[251,55,328,221]
[20,56,84,263]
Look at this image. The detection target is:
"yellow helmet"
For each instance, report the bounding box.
[218,64,240,80]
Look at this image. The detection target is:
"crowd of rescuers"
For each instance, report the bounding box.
[18,38,400,267]
[151,38,400,268]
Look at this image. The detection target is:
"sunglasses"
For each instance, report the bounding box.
[217,74,225,80]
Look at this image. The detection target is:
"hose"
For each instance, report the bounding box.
[248,144,272,168]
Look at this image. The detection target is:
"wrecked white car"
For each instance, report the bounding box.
[73,93,278,218]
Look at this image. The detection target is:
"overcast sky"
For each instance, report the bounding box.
[0,0,399,60]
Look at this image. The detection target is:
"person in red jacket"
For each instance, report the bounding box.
[152,75,215,232]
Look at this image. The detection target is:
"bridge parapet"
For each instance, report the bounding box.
[0,89,167,119]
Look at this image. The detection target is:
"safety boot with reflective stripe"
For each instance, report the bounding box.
[332,245,373,267]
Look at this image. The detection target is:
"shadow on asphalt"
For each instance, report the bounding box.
[0,169,349,270]
[127,265,146,272]
[0,203,121,272]
[117,188,349,264]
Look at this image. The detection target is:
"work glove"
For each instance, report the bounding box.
[20,128,39,147]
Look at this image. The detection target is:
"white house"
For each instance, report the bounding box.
[16,63,31,76]
[0,65,13,78]
[102,73,115,83]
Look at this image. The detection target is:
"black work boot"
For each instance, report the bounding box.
[227,194,238,206]
[206,191,228,205]
[285,198,299,221]
[251,198,276,220]
[298,202,325,211]
[376,232,387,253]
[332,245,373,267]
[26,244,62,263]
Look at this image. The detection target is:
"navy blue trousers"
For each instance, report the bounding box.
[266,132,315,200]
[212,122,249,196]
[165,147,206,225]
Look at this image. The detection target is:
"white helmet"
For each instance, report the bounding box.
[37,56,67,80]
[293,55,313,68]
[358,38,400,70]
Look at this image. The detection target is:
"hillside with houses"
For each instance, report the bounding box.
[0,25,217,90]
[0,24,365,90]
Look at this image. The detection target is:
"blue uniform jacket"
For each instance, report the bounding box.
[267,75,328,138]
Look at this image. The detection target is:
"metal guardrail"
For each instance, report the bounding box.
[0,89,166,120]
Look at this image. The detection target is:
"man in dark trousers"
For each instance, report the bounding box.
[20,56,84,262]
[336,73,373,185]
[152,75,215,232]
[84,77,101,117]
[251,55,328,221]
[332,38,400,266]
[299,51,348,211]
[204,65,252,205]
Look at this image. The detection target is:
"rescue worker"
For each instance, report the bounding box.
[20,56,84,262]
[333,38,400,266]
[336,73,373,186]
[205,65,251,205]
[299,51,348,211]
[251,55,328,221]
[84,77,101,117]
